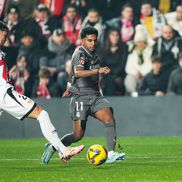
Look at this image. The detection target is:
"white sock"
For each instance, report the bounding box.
[37,110,67,154]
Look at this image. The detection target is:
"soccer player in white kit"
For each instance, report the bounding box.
[0,21,84,163]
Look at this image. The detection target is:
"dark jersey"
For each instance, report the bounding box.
[70,46,100,95]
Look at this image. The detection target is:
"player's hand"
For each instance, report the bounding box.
[98,67,111,75]
[62,88,72,98]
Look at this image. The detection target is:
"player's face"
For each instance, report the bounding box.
[83,34,97,52]
[0,31,8,46]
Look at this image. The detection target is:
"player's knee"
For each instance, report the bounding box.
[101,108,114,123]
[102,114,114,123]
[104,119,115,127]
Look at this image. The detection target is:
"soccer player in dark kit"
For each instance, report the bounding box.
[42,27,126,164]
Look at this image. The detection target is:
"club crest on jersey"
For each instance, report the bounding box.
[79,57,85,65]
[76,112,80,118]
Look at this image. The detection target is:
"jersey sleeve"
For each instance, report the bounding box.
[72,51,86,69]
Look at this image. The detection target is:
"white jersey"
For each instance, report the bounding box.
[0,50,36,120]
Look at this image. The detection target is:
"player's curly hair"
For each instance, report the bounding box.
[0,21,9,32]
[80,27,98,39]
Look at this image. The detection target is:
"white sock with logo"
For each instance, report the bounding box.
[37,110,67,154]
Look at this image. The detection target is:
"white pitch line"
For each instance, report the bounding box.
[0,158,85,161]
[0,156,181,161]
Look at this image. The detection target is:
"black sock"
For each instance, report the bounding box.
[60,133,75,146]
[51,133,75,151]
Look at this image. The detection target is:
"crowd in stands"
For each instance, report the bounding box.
[1,0,182,98]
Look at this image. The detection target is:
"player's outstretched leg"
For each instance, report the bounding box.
[42,121,85,164]
[41,143,85,164]
[28,106,84,164]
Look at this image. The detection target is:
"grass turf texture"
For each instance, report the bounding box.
[0,137,182,182]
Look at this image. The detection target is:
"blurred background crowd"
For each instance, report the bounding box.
[1,0,182,98]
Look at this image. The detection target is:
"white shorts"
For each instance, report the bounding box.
[0,87,36,120]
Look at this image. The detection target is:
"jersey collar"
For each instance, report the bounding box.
[81,45,95,58]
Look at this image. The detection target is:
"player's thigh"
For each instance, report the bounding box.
[28,105,43,119]
[0,88,36,120]
[91,96,114,123]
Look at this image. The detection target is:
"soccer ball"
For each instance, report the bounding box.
[86,144,108,166]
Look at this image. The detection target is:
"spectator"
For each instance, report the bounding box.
[32,68,61,98]
[170,0,182,11]
[40,28,74,91]
[152,25,182,73]
[17,30,42,77]
[105,3,137,43]
[25,4,60,47]
[92,0,125,21]
[65,0,94,20]
[5,0,39,20]
[80,9,105,43]
[138,56,170,96]
[124,25,153,96]
[0,0,6,20]
[158,0,182,13]
[3,5,24,45]
[9,55,32,96]
[167,53,182,95]
[165,4,182,37]
[62,4,82,46]
[158,0,171,13]
[40,0,65,16]
[99,29,128,96]
[1,36,18,69]
[140,0,165,40]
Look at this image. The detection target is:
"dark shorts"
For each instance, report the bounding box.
[70,95,111,121]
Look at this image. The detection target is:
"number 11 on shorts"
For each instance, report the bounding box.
[75,101,83,111]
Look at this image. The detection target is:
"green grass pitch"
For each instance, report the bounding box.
[0,137,182,182]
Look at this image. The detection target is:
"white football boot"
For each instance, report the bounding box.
[106,151,126,163]
[59,145,85,163]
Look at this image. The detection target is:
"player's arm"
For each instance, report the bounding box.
[74,66,111,78]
